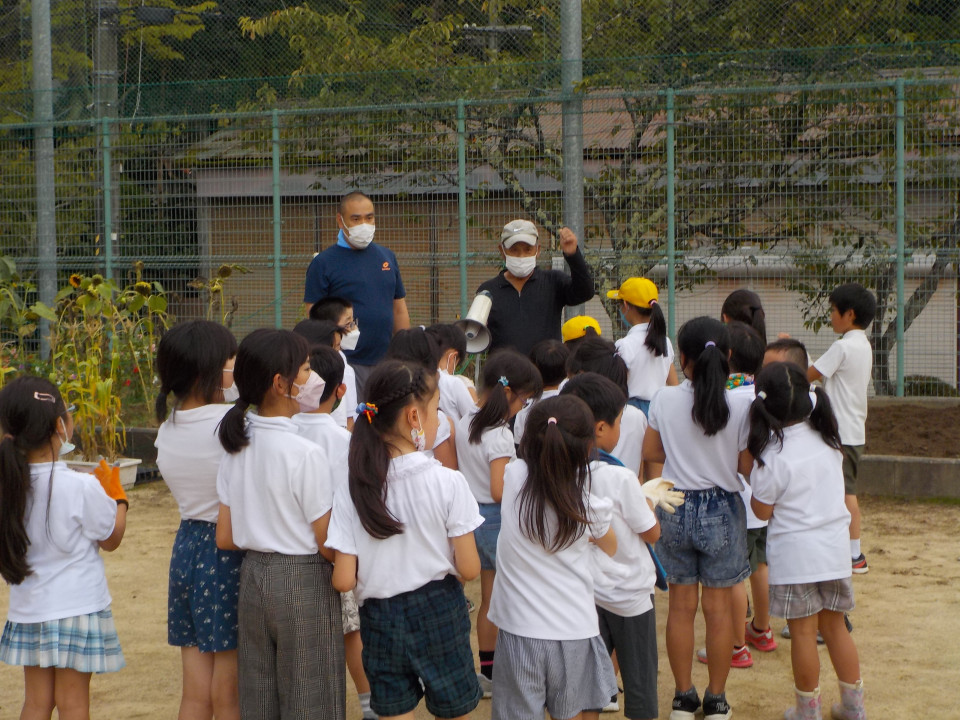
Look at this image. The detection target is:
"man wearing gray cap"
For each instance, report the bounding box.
[477,220,595,355]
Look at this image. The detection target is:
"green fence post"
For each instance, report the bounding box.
[666,88,676,339]
[457,99,469,318]
[895,79,905,397]
[102,117,113,280]
[272,109,282,329]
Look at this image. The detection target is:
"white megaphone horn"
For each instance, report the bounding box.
[455,291,493,354]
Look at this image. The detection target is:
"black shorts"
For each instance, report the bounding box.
[746,526,767,573]
[597,603,658,720]
[841,444,864,495]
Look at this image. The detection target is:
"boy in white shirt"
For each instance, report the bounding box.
[426,323,478,424]
[308,297,360,430]
[514,339,569,444]
[561,372,662,720]
[807,283,876,574]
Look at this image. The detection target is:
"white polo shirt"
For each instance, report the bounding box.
[217,413,333,555]
[616,323,675,401]
[155,404,231,523]
[751,424,851,585]
[611,404,647,477]
[294,411,351,492]
[813,329,872,446]
[331,350,358,428]
[438,371,477,425]
[454,409,516,504]
[325,452,482,604]
[513,388,560,445]
[488,460,613,640]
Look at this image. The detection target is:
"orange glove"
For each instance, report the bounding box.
[94,459,128,508]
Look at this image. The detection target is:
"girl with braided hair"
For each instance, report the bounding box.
[326,360,483,720]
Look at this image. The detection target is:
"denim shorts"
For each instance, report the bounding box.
[360,575,481,718]
[475,503,501,571]
[654,486,749,588]
[627,397,651,417]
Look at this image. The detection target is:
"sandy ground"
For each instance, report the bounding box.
[1,484,958,720]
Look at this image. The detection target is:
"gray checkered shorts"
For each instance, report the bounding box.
[341,590,360,634]
[770,578,855,619]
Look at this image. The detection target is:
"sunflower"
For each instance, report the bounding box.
[134,281,152,296]
[68,273,82,288]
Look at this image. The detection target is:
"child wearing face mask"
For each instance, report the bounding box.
[0,377,128,719]
[308,298,360,430]
[425,323,478,424]
[216,329,344,719]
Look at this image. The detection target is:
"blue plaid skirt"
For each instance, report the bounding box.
[0,608,125,673]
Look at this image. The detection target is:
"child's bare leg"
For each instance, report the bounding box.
[701,586,734,695]
[749,563,771,631]
[665,583,699,692]
[845,495,861,545]
[179,646,214,720]
[731,582,748,646]
[477,569,498,664]
[21,666,55,720]
[787,615,821,691]
[344,631,370,693]
[819,610,861,684]
[211,649,240,720]
[52,668,92,720]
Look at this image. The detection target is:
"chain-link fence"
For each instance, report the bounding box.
[2,77,959,396]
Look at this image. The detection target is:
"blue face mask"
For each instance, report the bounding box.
[619,309,630,328]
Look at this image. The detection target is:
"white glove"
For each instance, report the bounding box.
[642,477,685,514]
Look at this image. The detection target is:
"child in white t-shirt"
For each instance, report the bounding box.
[513,339,568,445]
[292,344,377,720]
[308,296,361,429]
[326,361,483,720]
[0,377,128,719]
[749,362,865,720]
[426,323,478,424]
[560,373,664,720]
[216,329,343,719]
[641,317,753,720]
[455,350,542,696]
[807,283,876,575]
[606,277,678,415]
[154,319,244,718]
[488,394,618,720]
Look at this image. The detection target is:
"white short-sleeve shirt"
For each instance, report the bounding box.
[588,461,657,616]
[611,404,647,477]
[294,412,351,493]
[488,460,613,640]
[647,381,751,492]
[727,384,767,529]
[331,351,359,428]
[8,462,117,623]
[325,452,482,603]
[616,323,676,401]
[155,404,231,523]
[751,424,851,585]
[438,371,477,425]
[217,413,333,555]
[812,329,872,445]
[513,388,560,445]
[454,409,516,503]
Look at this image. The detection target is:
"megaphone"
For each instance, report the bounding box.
[455,291,493,354]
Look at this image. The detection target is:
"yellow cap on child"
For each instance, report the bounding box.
[562,315,601,343]
[606,278,659,308]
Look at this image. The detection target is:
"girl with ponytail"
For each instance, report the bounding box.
[640,316,754,720]
[326,360,483,720]
[747,363,865,720]
[721,288,767,344]
[454,349,542,695]
[0,376,127,718]
[154,319,242,720]
[214,328,344,719]
[606,277,678,416]
[487,395,619,720]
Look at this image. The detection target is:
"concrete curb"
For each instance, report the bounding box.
[860,455,960,499]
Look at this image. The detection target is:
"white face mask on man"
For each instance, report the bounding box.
[344,223,375,250]
[504,255,537,278]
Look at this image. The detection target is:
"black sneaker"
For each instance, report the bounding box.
[669,688,701,720]
[703,692,732,720]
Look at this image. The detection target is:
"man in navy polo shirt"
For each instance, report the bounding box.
[478,220,595,355]
[304,191,410,399]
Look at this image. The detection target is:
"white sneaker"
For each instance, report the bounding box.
[602,695,620,713]
[477,673,493,699]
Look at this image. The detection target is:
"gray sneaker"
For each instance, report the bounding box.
[781,624,824,644]
[477,673,493,698]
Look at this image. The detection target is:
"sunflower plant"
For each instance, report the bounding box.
[32,262,170,461]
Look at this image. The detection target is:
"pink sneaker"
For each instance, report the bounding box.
[696,645,754,668]
[745,621,778,652]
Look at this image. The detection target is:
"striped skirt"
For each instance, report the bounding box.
[0,608,125,674]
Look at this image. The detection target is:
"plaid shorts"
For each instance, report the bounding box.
[360,575,481,718]
[0,608,125,673]
[770,578,856,619]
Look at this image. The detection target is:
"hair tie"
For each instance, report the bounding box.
[33,391,56,403]
[756,390,767,401]
[808,389,818,411]
[704,341,716,349]
[498,376,509,388]
[547,417,557,425]
[649,299,658,306]
[356,402,378,424]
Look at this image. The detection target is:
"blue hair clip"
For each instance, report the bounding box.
[498,376,509,388]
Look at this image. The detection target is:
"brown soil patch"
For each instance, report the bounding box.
[866,402,960,458]
[2,484,958,719]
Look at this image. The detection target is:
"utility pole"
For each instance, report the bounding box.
[560,0,584,317]
[95,0,120,278]
[32,0,56,356]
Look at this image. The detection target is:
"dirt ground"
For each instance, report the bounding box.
[865,401,960,458]
[1,483,958,720]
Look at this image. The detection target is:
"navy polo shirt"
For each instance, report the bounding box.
[304,242,406,366]
[477,248,595,356]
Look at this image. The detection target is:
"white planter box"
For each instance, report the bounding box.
[66,458,142,490]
